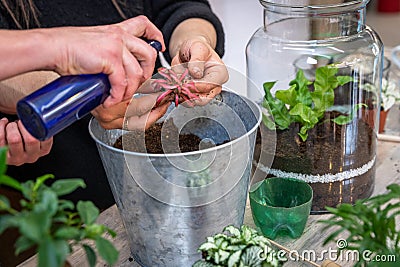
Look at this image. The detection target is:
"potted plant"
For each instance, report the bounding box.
[192,225,285,267]
[0,147,119,267]
[364,76,400,133]
[319,183,400,266]
[255,64,376,213]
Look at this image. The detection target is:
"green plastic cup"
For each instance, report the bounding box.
[249,177,313,239]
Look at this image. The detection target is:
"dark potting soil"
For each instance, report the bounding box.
[113,118,228,153]
[254,111,376,213]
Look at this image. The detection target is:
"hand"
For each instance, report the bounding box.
[171,38,228,106]
[91,92,170,130]
[51,15,165,107]
[0,118,53,166]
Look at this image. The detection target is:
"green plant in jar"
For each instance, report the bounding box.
[262,65,360,141]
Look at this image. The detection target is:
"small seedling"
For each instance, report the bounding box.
[153,67,199,107]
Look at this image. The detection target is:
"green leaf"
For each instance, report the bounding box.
[54,226,81,240]
[51,179,86,196]
[193,260,216,267]
[263,81,277,97]
[241,246,263,266]
[224,225,241,237]
[83,244,97,267]
[20,180,34,201]
[33,189,58,216]
[332,103,366,125]
[262,82,293,130]
[0,174,22,191]
[314,65,339,91]
[0,195,10,211]
[199,242,218,251]
[19,211,51,243]
[58,200,75,211]
[227,250,241,267]
[218,249,230,262]
[106,228,117,238]
[311,89,335,115]
[337,75,353,86]
[38,237,61,267]
[289,69,311,90]
[95,236,119,265]
[275,85,298,107]
[0,215,18,235]
[387,183,400,195]
[77,201,99,225]
[33,174,54,192]
[261,113,277,130]
[0,146,7,175]
[15,235,35,255]
[53,239,70,267]
[289,103,318,124]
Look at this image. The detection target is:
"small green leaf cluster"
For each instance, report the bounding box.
[0,147,118,267]
[262,65,353,141]
[320,183,400,266]
[193,225,284,267]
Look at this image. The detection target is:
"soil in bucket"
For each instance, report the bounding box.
[255,111,376,213]
[113,118,230,153]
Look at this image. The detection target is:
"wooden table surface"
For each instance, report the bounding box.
[19,137,400,267]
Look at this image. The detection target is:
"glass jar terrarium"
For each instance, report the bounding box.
[247,0,383,213]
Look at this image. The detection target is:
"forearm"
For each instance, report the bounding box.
[0,71,59,114]
[169,18,217,59]
[0,29,58,80]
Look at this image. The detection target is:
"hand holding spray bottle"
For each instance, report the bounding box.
[17,40,162,141]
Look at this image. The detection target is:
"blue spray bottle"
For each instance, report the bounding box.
[17,40,162,141]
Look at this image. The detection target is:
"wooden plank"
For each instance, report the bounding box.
[18,140,400,266]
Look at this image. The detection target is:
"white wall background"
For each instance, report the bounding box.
[208,0,263,96]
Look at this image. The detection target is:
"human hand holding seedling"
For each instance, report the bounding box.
[171,38,228,106]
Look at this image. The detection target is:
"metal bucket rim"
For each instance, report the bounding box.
[89,92,262,158]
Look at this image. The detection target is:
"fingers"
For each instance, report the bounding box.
[121,46,144,101]
[123,36,157,81]
[124,93,169,130]
[0,117,9,147]
[125,93,160,119]
[119,16,165,51]
[6,122,25,165]
[104,16,165,107]
[125,102,170,131]
[92,100,130,129]
[0,118,53,166]
[94,92,170,130]
[180,40,211,79]
[171,38,228,107]
[18,121,53,157]
[57,15,165,108]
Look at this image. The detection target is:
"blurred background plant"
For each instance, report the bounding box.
[0,147,118,267]
[319,183,400,267]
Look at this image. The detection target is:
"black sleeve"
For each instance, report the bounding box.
[149,0,225,62]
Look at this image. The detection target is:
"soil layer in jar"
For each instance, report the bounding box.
[254,111,376,213]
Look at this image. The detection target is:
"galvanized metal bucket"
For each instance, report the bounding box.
[89,90,261,267]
